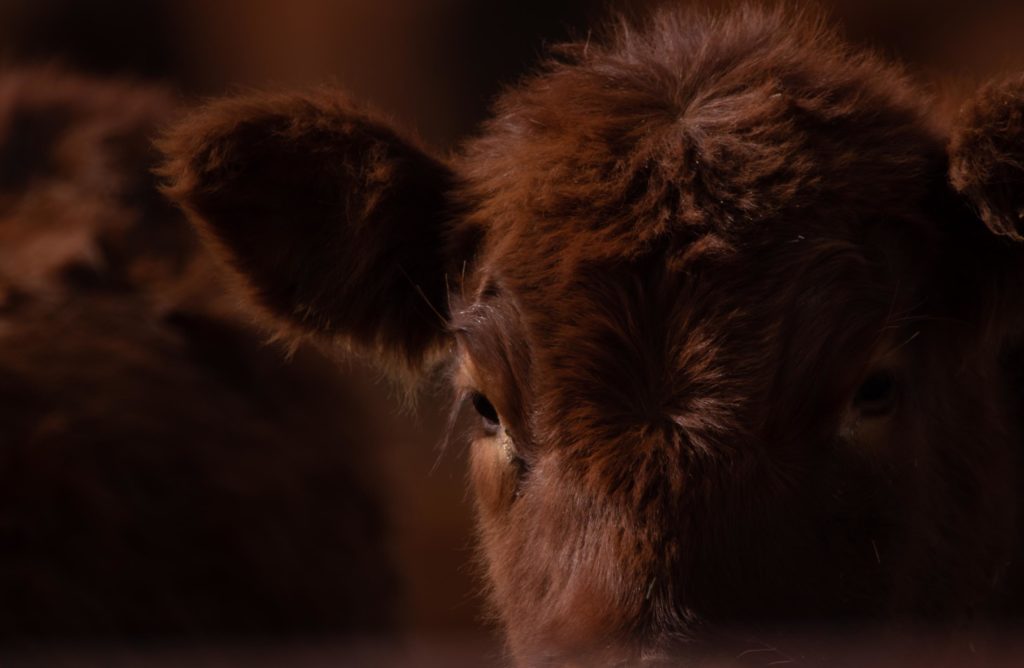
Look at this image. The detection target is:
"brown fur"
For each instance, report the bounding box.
[157,93,466,374]
[950,73,1024,241]
[159,6,1024,665]
[0,69,397,640]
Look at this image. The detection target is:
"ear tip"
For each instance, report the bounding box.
[950,74,1024,240]
[152,107,225,212]
[153,90,358,204]
[152,131,194,204]
[153,98,281,216]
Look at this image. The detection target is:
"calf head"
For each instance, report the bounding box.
[160,8,1024,664]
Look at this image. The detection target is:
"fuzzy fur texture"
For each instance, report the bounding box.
[160,6,1024,665]
[950,74,1024,241]
[157,93,464,374]
[0,69,397,639]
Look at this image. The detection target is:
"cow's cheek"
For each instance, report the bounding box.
[470,435,518,519]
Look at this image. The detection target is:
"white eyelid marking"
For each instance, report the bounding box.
[497,428,516,464]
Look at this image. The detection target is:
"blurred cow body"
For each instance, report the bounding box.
[0,69,396,640]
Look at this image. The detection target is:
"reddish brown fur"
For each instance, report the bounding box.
[157,92,466,374]
[159,6,1024,665]
[0,69,397,639]
[950,73,1024,241]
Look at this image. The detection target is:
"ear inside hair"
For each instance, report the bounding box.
[949,74,1024,242]
[158,91,459,372]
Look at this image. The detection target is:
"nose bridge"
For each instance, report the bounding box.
[511,394,765,664]
[523,509,679,662]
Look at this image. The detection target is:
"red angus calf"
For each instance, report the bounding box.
[160,7,1024,664]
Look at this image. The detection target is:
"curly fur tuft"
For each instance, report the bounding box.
[950,74,1024,241]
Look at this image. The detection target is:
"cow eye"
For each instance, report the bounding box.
[471,391,501,429]
[853,371,897,416]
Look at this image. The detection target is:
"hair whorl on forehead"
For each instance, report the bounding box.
[459,5,945,273]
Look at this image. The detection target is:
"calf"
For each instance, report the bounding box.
[160,7,1024,664]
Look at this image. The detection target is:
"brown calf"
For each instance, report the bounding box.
[160,7,1024,664]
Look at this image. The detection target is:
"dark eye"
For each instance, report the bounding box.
[471,391,501,429]
[853,371,897,416]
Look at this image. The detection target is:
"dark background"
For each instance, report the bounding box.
[4,0,1024,148]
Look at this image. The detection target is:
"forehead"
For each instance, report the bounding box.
[456,10,945,281]
[450,13,948,434]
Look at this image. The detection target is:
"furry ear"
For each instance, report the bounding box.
[158,91,460,372]
[949,75,1024,241]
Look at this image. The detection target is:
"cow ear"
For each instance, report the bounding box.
[158,91,463,373]
[949,74,1024,241]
